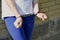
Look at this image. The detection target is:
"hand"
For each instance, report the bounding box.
[36,13,47,21]
[14,17,22,28]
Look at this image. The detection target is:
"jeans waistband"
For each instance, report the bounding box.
[4,14,34,19]
[21,14,34,17]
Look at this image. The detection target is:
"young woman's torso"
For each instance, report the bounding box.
[2,0,34,20]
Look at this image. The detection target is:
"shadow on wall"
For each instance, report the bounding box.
[32,17,60,40]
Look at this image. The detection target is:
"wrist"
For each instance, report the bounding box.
[16,15,21,19]
[35,11,40,16]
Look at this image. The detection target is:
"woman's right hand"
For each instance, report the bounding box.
[14,16,23,28]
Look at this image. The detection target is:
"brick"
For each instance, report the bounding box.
[48,4,60,11]
[40,1,56,8]
[46,10,56,16]
[56,0,60,4]
[0,23,6,29]
[40,7,49,12]
[50,13,60,19]
[55,9,60,13]
[47,13,60,20]
[0,19,4,24]
[48,0,55,1]
[39,0,48,3]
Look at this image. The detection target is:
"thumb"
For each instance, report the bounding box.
[41,18,45,21]
[18,22,22,28]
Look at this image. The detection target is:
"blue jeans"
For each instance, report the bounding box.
[4,15,34,40]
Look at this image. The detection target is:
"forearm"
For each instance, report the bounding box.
[34,0,39,15]
[5,0,20,18]
[34,3,39,14]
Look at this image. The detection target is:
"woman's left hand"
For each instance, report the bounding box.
[36,13,47,21]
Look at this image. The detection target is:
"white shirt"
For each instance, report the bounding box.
[2,0,38,20]
[15,0,33,15]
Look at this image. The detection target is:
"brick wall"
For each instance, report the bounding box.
[0,0,60,40]
[32,0,60,40]
[39,0,60,19]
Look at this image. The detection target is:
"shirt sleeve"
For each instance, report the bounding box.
[34,0,38,6]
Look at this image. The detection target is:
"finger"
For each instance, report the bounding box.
[42,14,47,19]
[41,18,45,21]
[42,17,47,21]
[18,20,23,27]
[42,15,44,18]
[14,21,20,28]
[14,22,19,28]
[18,22,22,28]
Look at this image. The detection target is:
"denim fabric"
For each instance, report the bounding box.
[4,15,34,40]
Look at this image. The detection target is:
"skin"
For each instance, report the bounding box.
[5,0,47,28]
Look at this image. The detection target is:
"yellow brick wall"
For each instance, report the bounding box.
[39,0,60,19]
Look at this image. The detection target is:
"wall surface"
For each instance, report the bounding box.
[0,0,60,40]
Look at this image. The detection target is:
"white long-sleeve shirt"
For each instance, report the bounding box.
[2,0,38,20]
